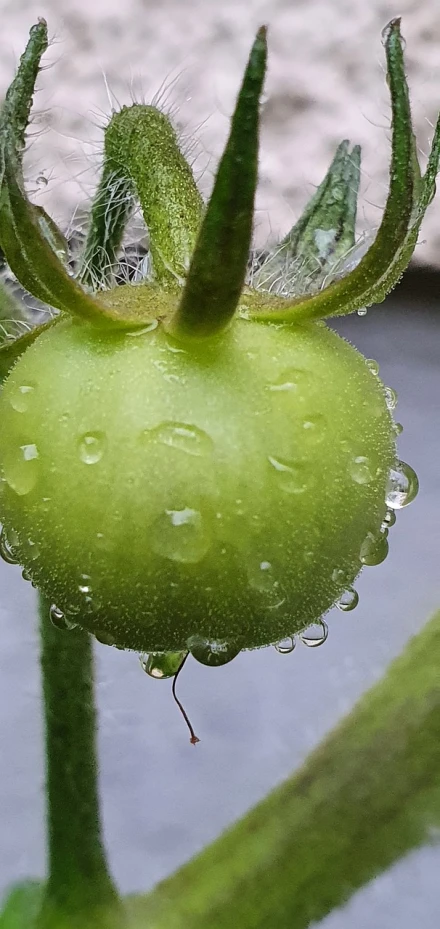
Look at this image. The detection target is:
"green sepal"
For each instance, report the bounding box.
[0,20,47,158]
[0,149,138,328]
[171,27,268,339]
[253,140,361,295]
[34,205,69,266]
[0,24,142,330]
[0,317,60,382]
[0,276,29,337]
[250,19,438,323]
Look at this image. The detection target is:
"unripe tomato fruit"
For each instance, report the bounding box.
[0,302,395,652]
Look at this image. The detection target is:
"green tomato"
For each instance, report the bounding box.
[0,304,396,653]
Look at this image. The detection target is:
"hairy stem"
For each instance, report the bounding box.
[79,106,203,290]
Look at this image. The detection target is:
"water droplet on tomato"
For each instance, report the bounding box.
[3,443,39,495]
[188,637,241,667]
[49,604,76,631]
[386,460,419,509]
[78,431,106,464]
[140,651,187,678]
[0,526,18,564]
[381,508,396,529]
[268,368,307,392]
[357,307,367,316]
[21,567,32,582]
[384,386,398,411]
[302,416,325,443]
[300,620,328,647]
[360,530,389,566]
[366,359,380,376]
[349,455,373,485]
[95,630,116,646]
[394,422,403,435]
[275,636,296,654]
[336,587,359,611]
[268,455,307,494]
[9,384,35,413]
[143,422,213,457]
[150,507,210,563]
[78,573,92,595]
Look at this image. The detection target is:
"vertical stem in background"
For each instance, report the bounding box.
[38,594,120,921]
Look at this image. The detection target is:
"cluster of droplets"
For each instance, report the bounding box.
[274,618,329,654]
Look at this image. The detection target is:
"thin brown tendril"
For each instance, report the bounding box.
[172,653,200,745]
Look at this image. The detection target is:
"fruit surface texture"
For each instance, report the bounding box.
[0,309,395,651]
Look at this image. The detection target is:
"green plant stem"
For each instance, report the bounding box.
[38,595,120,923]
[128,610,440,929]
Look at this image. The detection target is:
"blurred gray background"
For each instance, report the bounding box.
[0,0,440,925]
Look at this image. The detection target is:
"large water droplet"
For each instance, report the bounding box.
[188,636,241,667]
[143,422,213,457]
[140,651,187,678]
[349,455,373,485]
[366,358,380,376]
[300,620,328,648]
[357,307,367,317]
[386,460,419,509]
[150,507,210,563]
[268,456,307,495]
[2,443,39,495]
[336,587,359,612]
[9,384,35,413]
[78,432,106,465]
[275,636,296,654]
[0,526,19,564]
[384,386,398,411]
[49,604,76,631]
[360,530,389,566]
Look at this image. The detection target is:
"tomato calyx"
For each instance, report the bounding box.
[0,18,439,375]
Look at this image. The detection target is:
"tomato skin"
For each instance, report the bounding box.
[0,311,395,651]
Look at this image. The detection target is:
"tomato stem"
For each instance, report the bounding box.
[37,595,122,924]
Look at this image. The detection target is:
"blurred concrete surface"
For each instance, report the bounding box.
[0,0,440,264]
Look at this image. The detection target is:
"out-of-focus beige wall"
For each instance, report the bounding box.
[1,0,440,265]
